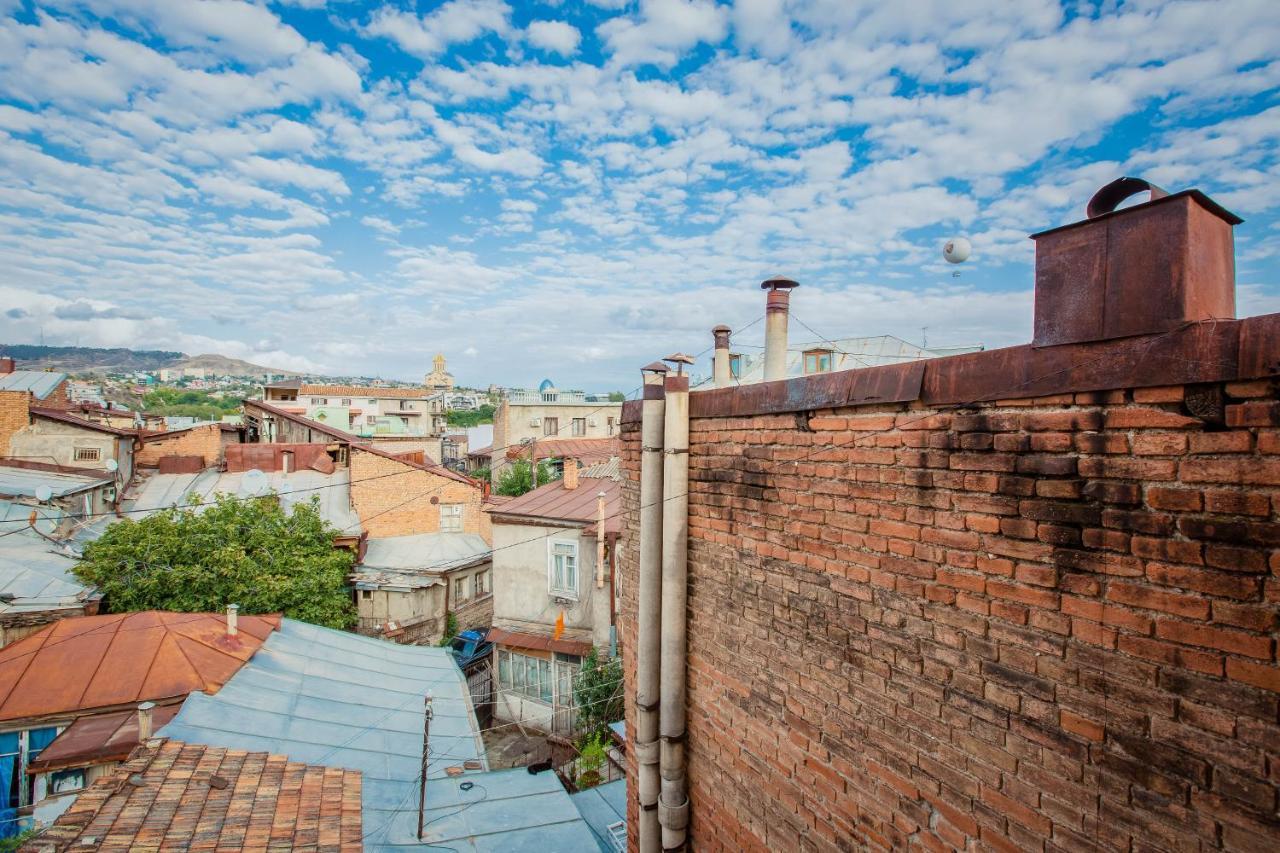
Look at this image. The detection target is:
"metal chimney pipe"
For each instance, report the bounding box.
[595,490,607,590]
[137,701,156,741]
[226,603,239,637]
[636,361,667,853]
[711,326,731,388]
[761,276,799,382]
[658,362,690,850]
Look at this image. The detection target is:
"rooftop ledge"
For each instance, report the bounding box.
[620,312,1280,424]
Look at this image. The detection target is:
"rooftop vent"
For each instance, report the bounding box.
[1030,177,1242,348]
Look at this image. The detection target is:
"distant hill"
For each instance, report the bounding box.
[176,353,301,379]
[0,344,299,378]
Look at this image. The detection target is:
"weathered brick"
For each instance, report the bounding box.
[1154,619,1273,659]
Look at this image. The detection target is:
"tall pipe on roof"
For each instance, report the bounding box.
[711,326,731,388]
[226,603,238,637]
[636,361,667,853]
[137,701,155,741]
[659,357,691,851]
[761,276,799,382]
[595,489,607,590]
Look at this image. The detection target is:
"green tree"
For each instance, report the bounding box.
[437,611,459,647]
[75,493,356,629]
[445,404,496,427]
[607,391,626,402]
[494,458,556,497]
[469,466,491,484]
[573,647,623,741]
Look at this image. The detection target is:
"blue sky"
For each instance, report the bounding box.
[0,0,1277,390]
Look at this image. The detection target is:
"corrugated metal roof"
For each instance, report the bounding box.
[129,469,362,536]
[0,370,65,398]
[0,537,95,614]
[487,477,620,529]
[30,406,138,436]
[28,703,182,771]
[29,738,363,851]
[570,779,627,853]
[0,611,278,722]
[580,457,620,480]
[159,619,602,851]
[0,466,113,499]
[361,532,490,572]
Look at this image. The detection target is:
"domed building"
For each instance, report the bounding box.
[424,353,455,392]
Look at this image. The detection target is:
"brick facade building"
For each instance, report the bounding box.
[349,445,486,539]
[617,187,1280,852]
[135,423,236,468]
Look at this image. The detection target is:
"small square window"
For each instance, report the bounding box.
[440,503,464,532]
[361,590,371,600]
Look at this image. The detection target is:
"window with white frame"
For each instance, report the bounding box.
[341,398,351,406]
[548,540,578,598]
[440,503,463,532]
[572,417,586,436]
[498,649,553,703]
[473,570,490,598]
[453,576,468,601]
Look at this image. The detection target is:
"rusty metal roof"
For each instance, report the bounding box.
[486,476,620,531]
[0,611,278,722]
[503,437,619,463]
[29,406,138,437]
[26,738,362,852]
[486,627,593,658]
[27,703,182,772]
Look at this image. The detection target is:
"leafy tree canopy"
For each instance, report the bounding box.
[75,493,356,629]
[573,647,623,742]
[445,404,496,427]
[607,391,626,402]
[494,458,556,497]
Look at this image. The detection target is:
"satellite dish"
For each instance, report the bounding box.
[943,237,971,264]
[34,485,53,502]
[238,468,270,498]
[105,458,119,473]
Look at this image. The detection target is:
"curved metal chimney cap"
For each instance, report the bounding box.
[663,353,696,366]
[711,324,731,333]
[1087,176,1168,219]
[760,276,799,290]
[641,361,670,373]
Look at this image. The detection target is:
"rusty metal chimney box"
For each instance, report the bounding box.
[1031,185,1241,347]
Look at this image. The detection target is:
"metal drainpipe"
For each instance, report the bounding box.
[761,276,799,382]
[659,358,691,850]
[711,325,731,388]
[636,361,668,853]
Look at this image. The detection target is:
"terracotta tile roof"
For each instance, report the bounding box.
[23,738,362,852]
[487,627,593,658]
[486,477,620,531]
[301,383,432,399]
[27,703,183,772]
[0,611,279,722]
[29,406,138,438]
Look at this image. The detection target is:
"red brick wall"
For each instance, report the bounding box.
[618,377,1280,852]
[0,390,30,456]
[136,424,226,468]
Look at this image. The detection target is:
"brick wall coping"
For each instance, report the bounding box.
[621,312,1280,423]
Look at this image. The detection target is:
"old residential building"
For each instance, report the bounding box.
[487,381,622,476]
[485,459,620,734]
[2,403,137,486]
[262,379,448,438]
[618,181,1280,852]
[350,532,492,644]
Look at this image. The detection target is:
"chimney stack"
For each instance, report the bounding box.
[1031,177,1241,347]
[0,357,13,375]
[137,701,155,741]
[711,326,732,388]
[226,603,239,637]
[760,277,798,382]
[563,458,579,491]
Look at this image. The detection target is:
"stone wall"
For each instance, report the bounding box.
[618,328,1280,852]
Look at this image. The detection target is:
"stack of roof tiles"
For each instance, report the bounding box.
[22,739,362,851]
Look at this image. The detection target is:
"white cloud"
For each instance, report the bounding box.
[599,0,729,67]
[364,0,512,59]
[527,20,581,56]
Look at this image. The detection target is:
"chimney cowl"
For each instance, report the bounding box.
[1030,179,1241,348]
[760,276,799,291]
